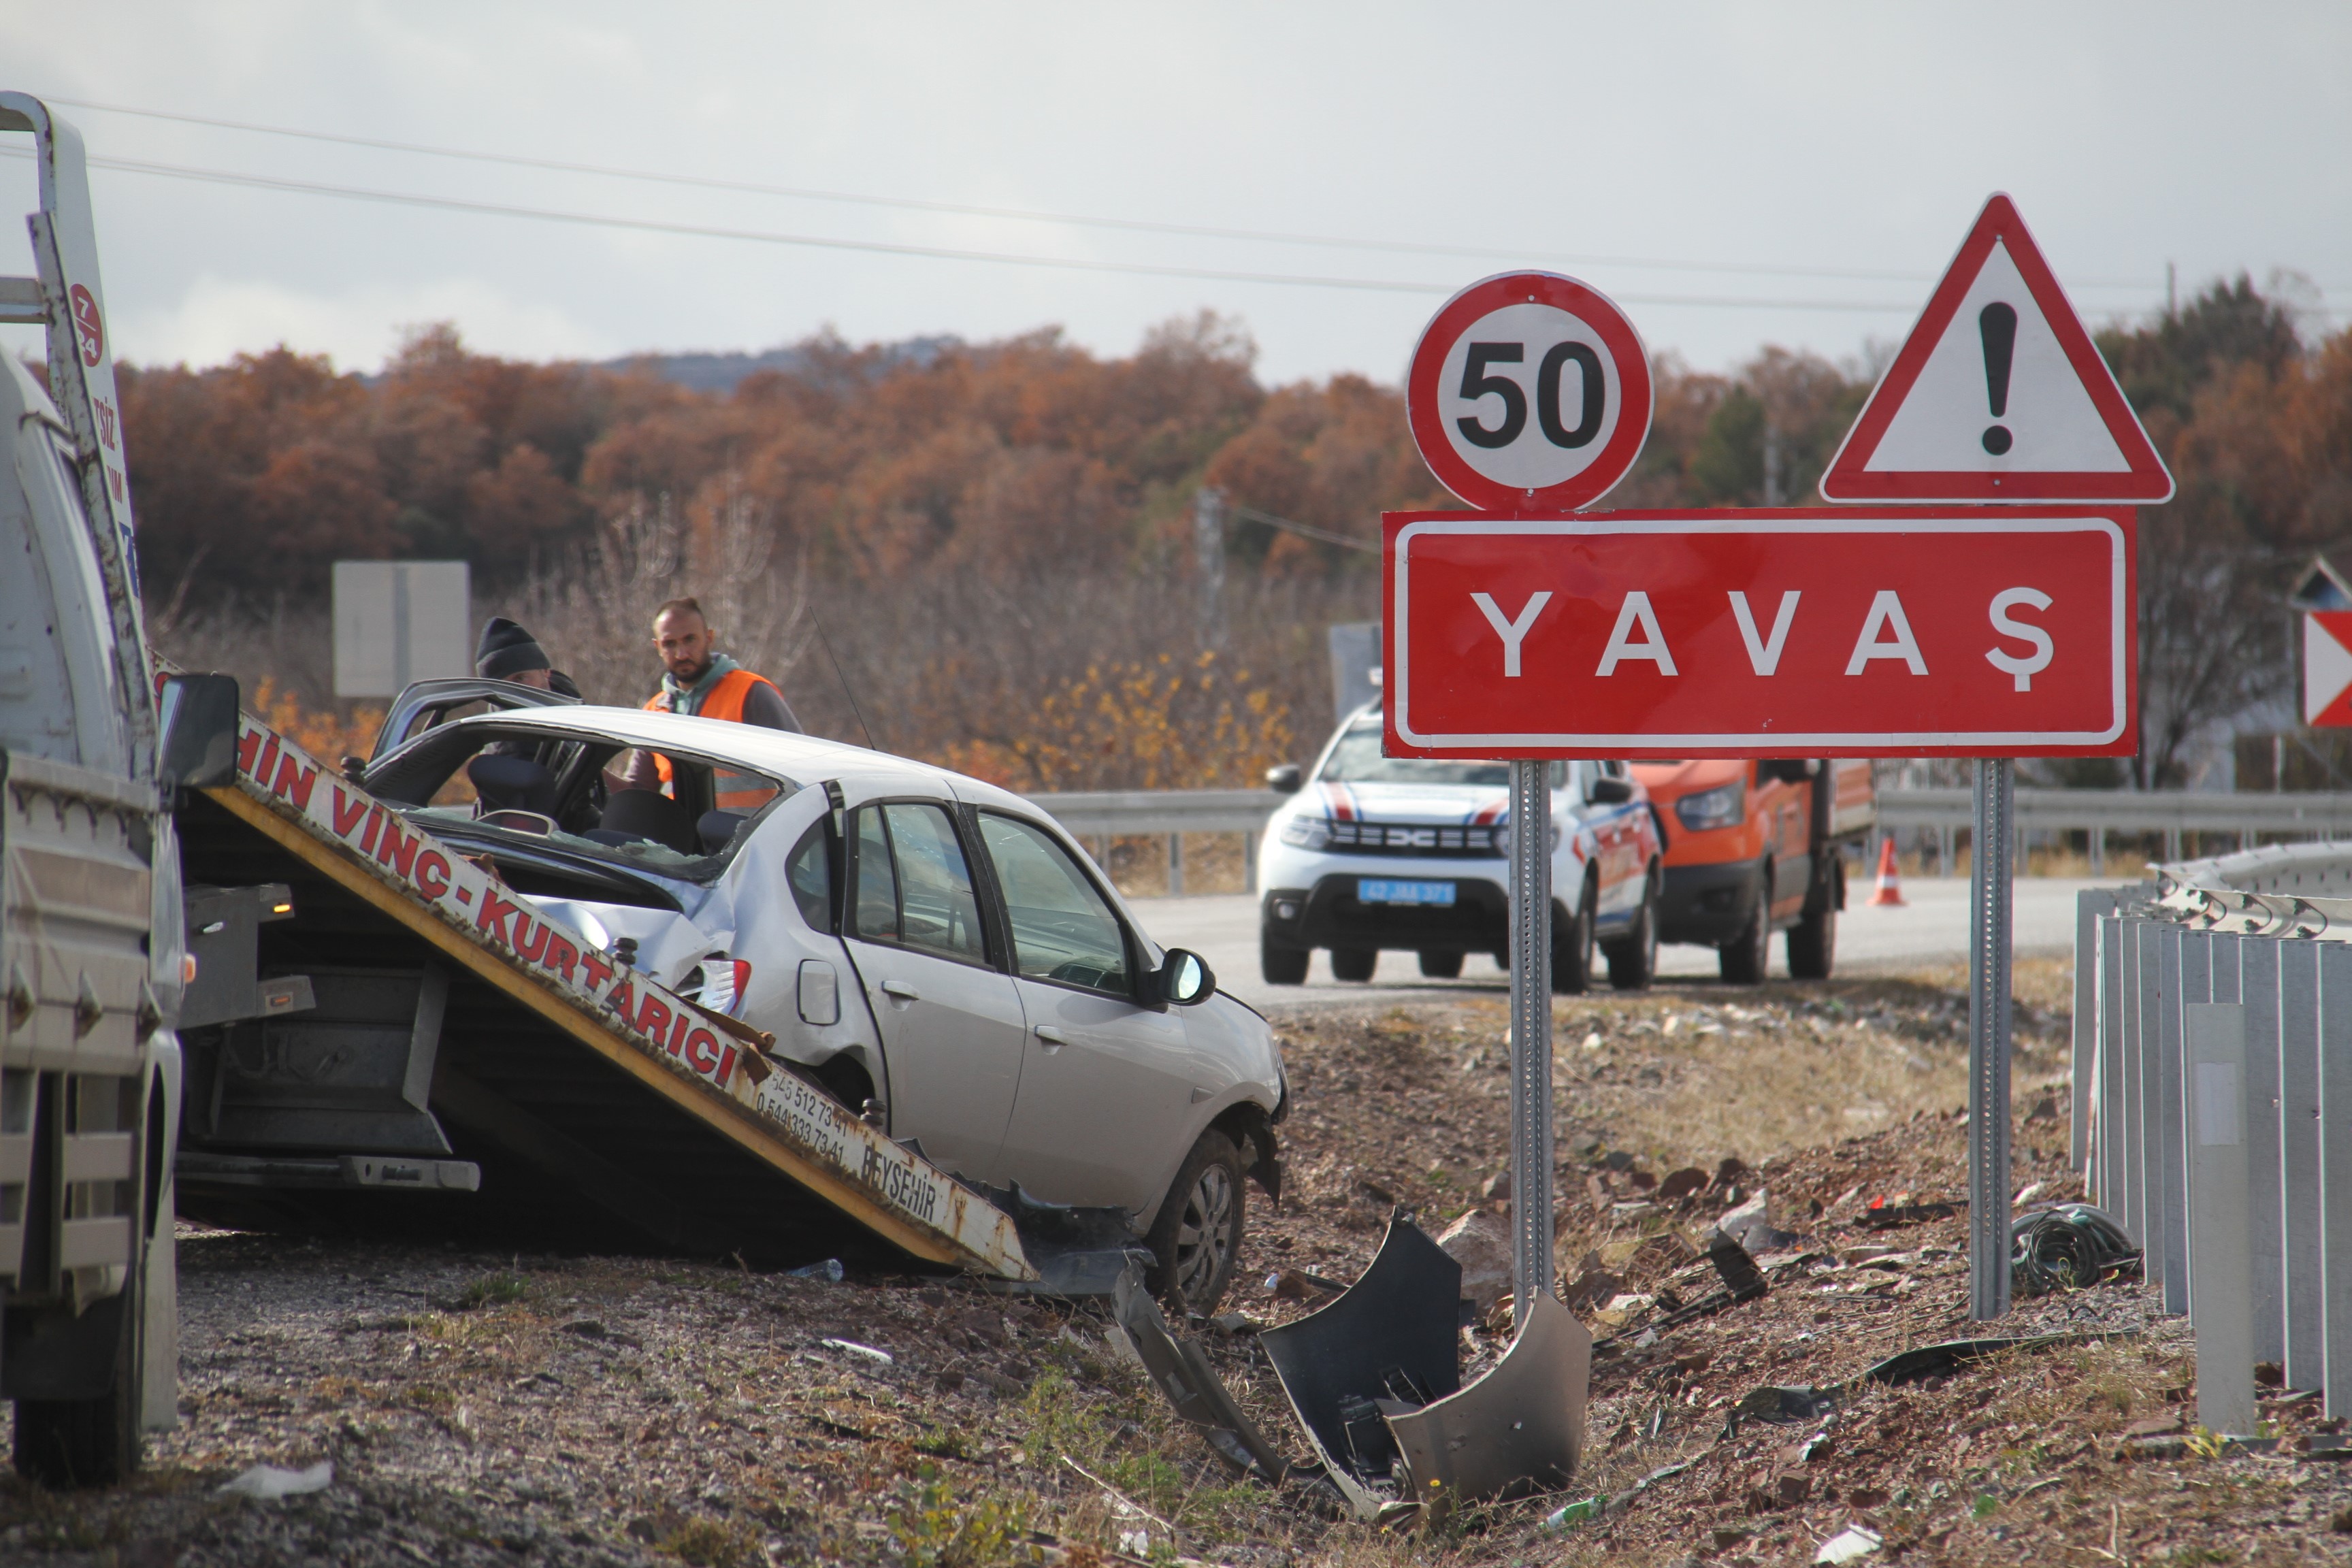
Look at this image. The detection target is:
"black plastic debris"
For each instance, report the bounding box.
[1260,1218,1463,1518]
[1727,1384,1841,1430]
[1857,1200,1961,1230]
[1387,1292,1591,1514]
[1111,1266,1288,1479]
[1708,1228,1769,1301]
[1862,1328,2141,1388]
[2010,1203,2141,1296]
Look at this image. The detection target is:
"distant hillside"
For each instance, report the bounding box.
[600,334,962,394]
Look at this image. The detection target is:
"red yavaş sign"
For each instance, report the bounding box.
[1383,508,2135,759]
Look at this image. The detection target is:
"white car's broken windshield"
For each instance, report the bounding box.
[367,719,797,885]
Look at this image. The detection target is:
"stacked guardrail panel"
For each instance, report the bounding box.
[2078,853,2352,1424]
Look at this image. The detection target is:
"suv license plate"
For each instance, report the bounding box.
[1358,879,1456,906]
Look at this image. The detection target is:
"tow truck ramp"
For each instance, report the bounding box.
[173,712,1035,1281]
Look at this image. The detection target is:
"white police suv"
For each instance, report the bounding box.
[1256,704,1663,990]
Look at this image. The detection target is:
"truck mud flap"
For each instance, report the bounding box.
[172,715,1033,1281]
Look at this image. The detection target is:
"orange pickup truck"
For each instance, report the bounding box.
[1627,759,1876,982]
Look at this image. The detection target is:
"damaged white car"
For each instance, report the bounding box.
[361,683,1285,1310]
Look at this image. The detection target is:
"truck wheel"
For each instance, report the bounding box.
[1787,902,1837,979]
[12,1284,140,1488]
[1260,932,1310,985]
[1145,1130,1246,1316]
[1718,866,1772,985]
[1552,876,1597,994]
[1329,947,1377,983]
[1604,864,1660,991]
[1418,950,1463,979]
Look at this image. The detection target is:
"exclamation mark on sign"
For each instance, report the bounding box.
[1979,302,2017,456]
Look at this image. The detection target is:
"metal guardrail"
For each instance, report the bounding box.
[1033,786,2352,893]
[2076,887,2343,1427]
[1878,788,2352,875]
[1030,790,1284,896]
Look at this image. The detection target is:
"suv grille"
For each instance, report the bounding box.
[1327,820,1503,858]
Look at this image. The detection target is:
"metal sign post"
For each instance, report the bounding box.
[1968,757,2016,1318]
[1507,759,1555,1328]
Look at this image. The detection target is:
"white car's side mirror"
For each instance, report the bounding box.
[1159,949,1215,1006]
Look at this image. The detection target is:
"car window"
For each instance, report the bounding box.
[883,803,987,964]
[852,806,900,941]
[787,821,833,931]
[977,815,1129,995]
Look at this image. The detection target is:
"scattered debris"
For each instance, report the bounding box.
[2011,1203,2140,1296]
[1261,1219,1463,1518]
[818,1337,894,1364]
[1536,1458,1698,1533]
[785,1258,845,1282]
[1388,1293,1591,1512]
[1815,1523,1883,1563]
[1863,1328,2140,1387]
[218,1460,335,1500]
[1112,1265,1289,1480]
[1728,1385,1841,1431]
[1858,1198,1961,1229]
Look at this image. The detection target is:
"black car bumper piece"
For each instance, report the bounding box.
[1656,858,1763,947]
[1263,877,1516,955]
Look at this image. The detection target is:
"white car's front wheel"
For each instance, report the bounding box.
[1147,1130,1246,1315]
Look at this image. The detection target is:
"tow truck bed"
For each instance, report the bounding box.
[172,715,1033,1280]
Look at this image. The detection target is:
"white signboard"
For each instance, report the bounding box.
[332,561,472,698]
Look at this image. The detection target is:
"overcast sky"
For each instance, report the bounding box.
[1,1,2344,388]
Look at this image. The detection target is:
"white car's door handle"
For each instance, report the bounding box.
[879,979,919,1001]
[1033,1026,1068,1051]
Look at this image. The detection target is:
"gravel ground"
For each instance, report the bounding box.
[6,967,2350,1565]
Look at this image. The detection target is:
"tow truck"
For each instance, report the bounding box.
[0,93,236,1486]
[2,93,1217,1488]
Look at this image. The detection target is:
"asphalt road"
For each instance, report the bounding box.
[1128,875,2107,1011]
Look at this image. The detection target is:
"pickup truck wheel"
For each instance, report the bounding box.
[1604,864,1660,991]
[1418,950,1464,979]
[1552,876,1597,994]
[12,1275,140,1488]
[1787,901,1837,979]
[1260,932,1310,985]
[1146,1130,1246,1316]
[1718,866,1772,985]
[1329,947,1377,983]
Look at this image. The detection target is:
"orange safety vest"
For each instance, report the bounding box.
[643,668,785,812]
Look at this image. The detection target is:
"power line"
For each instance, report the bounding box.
[0,145,1948,312]
[37,94,2176,295]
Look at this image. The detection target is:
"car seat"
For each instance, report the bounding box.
[468,753,559,818]
[591,787,700,854]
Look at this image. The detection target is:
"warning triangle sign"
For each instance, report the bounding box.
[2306,612,2352,728]
[1820,194,2173,504]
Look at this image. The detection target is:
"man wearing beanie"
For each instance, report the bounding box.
[474,617,582,699]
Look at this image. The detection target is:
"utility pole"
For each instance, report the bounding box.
[1761,418,1784,508]
[1194,486,1226,649]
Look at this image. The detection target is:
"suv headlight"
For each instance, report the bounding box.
[1675,780,1746,832]
[1280,817,1333,850]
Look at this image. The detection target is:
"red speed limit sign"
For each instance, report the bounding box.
[1405,272,1652,511]
[1382,509,2136,758]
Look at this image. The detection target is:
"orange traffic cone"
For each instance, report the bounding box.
[1867,838,1906,906]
